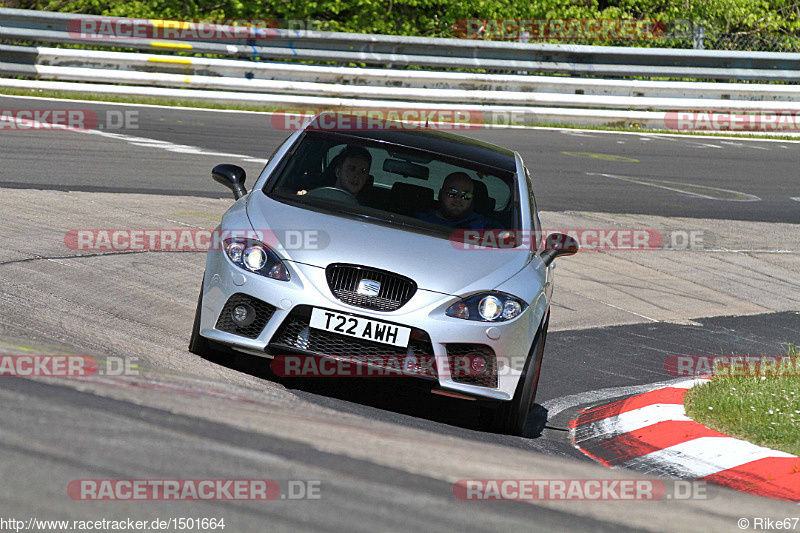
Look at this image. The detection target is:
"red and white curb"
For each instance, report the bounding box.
[569,378,800,503]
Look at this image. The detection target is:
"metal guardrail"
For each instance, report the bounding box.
[2,44,799,112]
[1,8,800,130]
[4,8,800,81]
[3,44,800,102]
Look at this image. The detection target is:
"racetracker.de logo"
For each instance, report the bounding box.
[450,229,668,251]
[0,109,96,130]
[0,109,138,131]
[64,229,328,252]
[66,17,281,40]
[664,355,800,377]
[454,18,665,40]
[270,110,482,131]
[664,111,800,132]
[454,479,710,501]
[0,355,138,377]
[454,479,667,500]
[0,355,97,377]
[68,480,281,500]
[270,354,497,378]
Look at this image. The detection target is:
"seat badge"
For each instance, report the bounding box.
[357,279,380,296]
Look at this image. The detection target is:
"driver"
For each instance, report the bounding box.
[333,146,372,197]
[297,146,372,199]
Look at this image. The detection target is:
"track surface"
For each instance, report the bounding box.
[1,95,798,530]
[1,95,799,222]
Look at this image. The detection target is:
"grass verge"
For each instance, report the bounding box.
[685,345,800,456]
[0,87,289,113]
[3,86,800,141]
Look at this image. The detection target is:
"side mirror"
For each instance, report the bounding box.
[540,232,579,266]
[212,164,247,200]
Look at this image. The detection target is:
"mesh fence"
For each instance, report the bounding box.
[663,18,800,52]
[700,32,800,53]
[507,19,800,52]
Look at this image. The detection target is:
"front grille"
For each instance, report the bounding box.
[215,293,276,339]
[269,305,437,379]
[446,344,498,388]
[326,264,416,312]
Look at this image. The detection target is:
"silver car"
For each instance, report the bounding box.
[189,114,578,435]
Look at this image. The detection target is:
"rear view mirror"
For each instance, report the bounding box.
[540,232,579,266]
[212,164,247,200]
[388,150,433,164]
[382,159,429,180]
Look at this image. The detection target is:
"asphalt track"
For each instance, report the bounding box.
[0,94,798,530]
[1,95,799,222]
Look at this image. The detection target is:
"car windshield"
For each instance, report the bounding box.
[266,131,520,236]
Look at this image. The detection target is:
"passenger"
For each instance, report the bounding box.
[418,172,485,230]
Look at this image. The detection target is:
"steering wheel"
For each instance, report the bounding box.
[304,186,359,205]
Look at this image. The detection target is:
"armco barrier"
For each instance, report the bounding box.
[5,60,800,111]
[4,8,800,80]
[2,7,800,130]
[4,45,800,102]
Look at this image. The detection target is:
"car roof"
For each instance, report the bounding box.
[303,113,518,173]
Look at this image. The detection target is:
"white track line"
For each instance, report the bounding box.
[0,110,267,164]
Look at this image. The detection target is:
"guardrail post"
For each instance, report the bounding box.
[693,24,705,50]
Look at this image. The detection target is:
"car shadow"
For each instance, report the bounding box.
[199,348,548,440]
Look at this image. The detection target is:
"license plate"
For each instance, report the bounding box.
[309,308,411,348]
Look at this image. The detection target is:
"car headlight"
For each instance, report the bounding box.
[446,292,527,322]
[224,238,290,281]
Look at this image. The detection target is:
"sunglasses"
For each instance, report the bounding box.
[444,188,473,200]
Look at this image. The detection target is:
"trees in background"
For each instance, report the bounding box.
[14,0,800,42]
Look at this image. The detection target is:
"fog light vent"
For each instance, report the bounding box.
[215,293,275,339]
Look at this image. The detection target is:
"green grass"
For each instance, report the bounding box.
[3,86,800,141]
[685,345,800,456]
[0,87,291,113]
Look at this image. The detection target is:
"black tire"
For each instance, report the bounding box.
[188,277,216,358]
[486,311,549,436]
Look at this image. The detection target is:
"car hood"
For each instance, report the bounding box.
[247,194,530,296]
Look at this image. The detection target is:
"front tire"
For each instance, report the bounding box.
[486,311,549,436]
[188,277,216,358]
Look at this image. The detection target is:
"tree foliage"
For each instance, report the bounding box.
[14,0,800,38]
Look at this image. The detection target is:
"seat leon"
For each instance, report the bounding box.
[189,113,578,435]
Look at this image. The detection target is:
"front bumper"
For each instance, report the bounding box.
[199,247,547,400]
